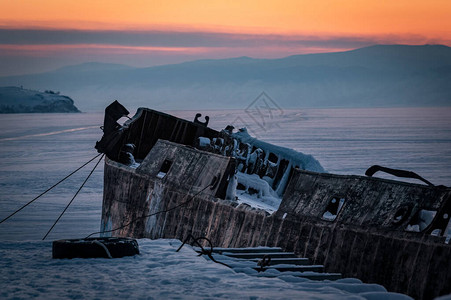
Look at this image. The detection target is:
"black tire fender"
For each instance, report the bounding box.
[52,237,139,259]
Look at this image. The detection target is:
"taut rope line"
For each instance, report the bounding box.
[0,153,103,225]
[42,154,105,240]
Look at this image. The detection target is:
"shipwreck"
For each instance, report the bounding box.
[96,101,450,300]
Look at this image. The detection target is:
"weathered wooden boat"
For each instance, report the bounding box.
[96,101,450,300]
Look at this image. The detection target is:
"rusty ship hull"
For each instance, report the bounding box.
[96,102,451,300]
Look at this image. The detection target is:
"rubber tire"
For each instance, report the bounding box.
[52,237,139,259]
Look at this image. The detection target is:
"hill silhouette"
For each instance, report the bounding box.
[0,45,450,111]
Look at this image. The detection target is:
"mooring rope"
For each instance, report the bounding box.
[42,154,105,240]
[0,153,103,225]
[92,240,113,259]
[84,178,217,239]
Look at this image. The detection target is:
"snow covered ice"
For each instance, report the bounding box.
[0,239,414,299]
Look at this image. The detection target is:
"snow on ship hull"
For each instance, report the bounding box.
[96,102,451,300]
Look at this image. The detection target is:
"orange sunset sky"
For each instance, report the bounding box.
[1,0,450,75]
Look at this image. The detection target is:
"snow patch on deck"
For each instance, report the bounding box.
[235,172,281,213]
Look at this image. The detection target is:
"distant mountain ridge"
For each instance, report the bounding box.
[54,62,135,73]
[0,86,80,113]
[0,44,450,111]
